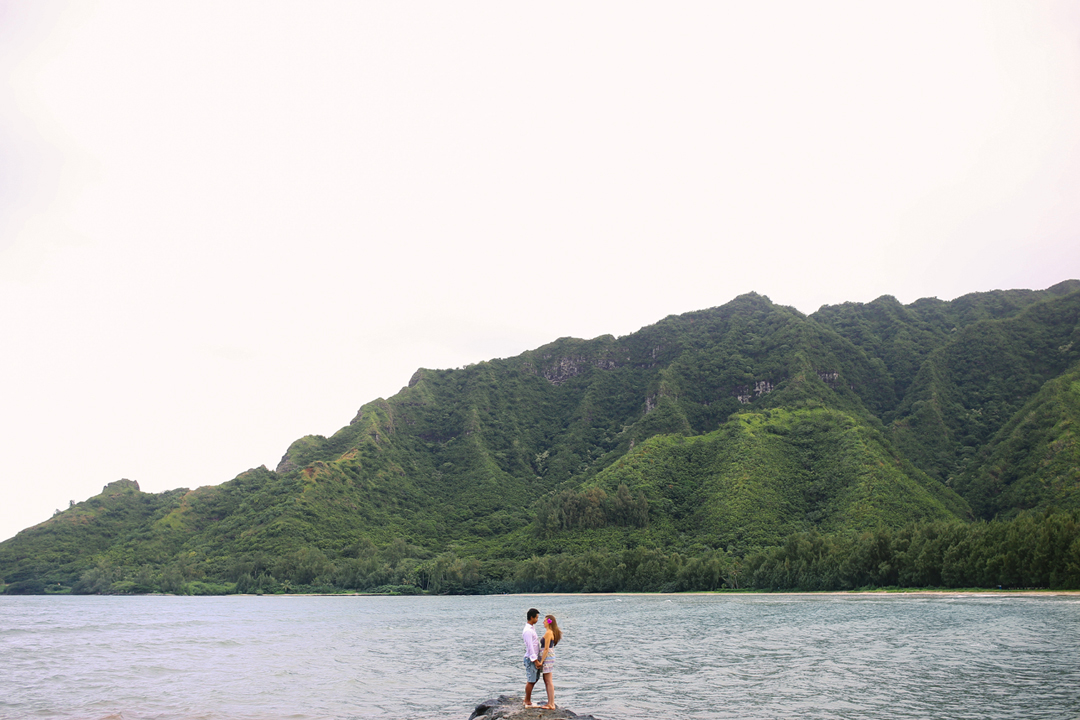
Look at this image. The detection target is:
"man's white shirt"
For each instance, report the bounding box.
[522,622,539,661]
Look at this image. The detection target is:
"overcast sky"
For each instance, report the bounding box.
[2,1,1079,542]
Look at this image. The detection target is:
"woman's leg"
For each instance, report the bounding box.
[542,672,555,709]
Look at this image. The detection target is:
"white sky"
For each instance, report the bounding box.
[2,1,1079,542]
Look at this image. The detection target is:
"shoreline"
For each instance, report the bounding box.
[14,588,1080,598]
[222,588,1080,598]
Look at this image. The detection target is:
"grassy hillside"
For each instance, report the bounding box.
[550,406,967,552]
[953,364,1080,519]
[886,290,1080,484]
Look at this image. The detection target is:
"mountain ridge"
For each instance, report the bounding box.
[3,282,1079,594]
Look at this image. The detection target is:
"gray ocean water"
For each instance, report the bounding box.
[1,593,1077,720]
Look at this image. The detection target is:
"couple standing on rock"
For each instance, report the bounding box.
[522,608,561,709]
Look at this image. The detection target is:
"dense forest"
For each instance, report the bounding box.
[2,281,1079,595]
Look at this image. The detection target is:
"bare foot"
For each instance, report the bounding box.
[541,704,556,710]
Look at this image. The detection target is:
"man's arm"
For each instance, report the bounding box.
[524,627,540,662]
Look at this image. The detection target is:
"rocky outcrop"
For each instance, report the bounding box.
[734,379,775,404]
[275,454,298,474]
[530,354,621,385]
[469,695,606,720]
[100,479,140,495]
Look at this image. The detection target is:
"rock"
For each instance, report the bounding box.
[469,695,606,720]
[101,479,140,495]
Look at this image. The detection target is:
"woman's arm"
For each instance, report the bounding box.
[539,632,552,665]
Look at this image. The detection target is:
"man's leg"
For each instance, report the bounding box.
[524,680,535,706]
[524,657,536,705]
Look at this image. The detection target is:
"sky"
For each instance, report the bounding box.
[2,1,1079,542]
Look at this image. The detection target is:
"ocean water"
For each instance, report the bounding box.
[1,593,1077,720]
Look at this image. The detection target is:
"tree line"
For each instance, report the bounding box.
[520,510,1080,592]
[5,509,1077,595]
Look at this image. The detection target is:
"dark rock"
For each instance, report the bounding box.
[275,453,297,474]
[469,695,605,720]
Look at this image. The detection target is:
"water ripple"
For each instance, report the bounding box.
[1,594,1078,720]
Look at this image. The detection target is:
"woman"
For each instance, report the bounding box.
[538,614,562,710]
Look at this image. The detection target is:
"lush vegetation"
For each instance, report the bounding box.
[2,282,1079,595]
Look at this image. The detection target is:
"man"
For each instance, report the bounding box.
[522,608,543,706]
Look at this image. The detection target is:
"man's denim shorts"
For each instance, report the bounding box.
[523,656,542,683]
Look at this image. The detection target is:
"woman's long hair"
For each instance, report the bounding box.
[543,615,562,647]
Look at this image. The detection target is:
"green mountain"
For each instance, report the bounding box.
[3,283,1079,594]
[885,287,1080,487]
[952,363,1080,519]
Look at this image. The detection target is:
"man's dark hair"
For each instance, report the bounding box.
[527,608,539,621]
